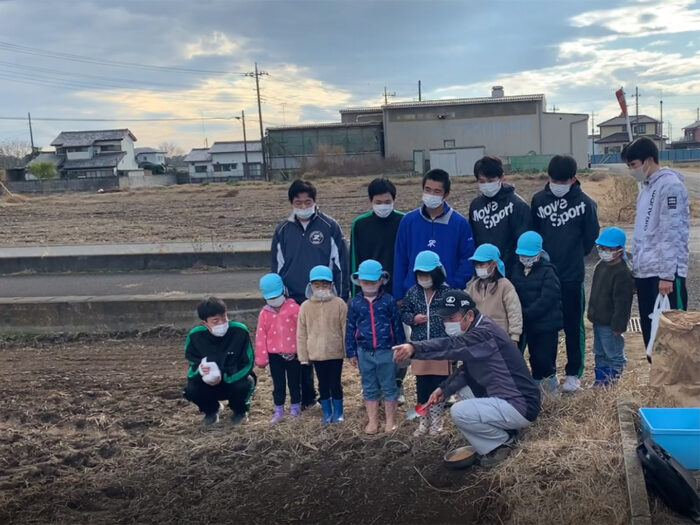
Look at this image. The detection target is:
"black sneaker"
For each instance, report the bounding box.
[231,412,248,426]
[300,400,317,411]
[479,445,511,468]
[202,410,219,426]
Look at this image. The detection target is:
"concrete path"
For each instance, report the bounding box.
[0,240,269,256]
[0,269,267,298]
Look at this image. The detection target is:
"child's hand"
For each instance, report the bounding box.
[348,357,358,368]
[392,344,415,362]
[428,388,444,405]
[413,314,428,325]
[200,364,211,375]
[613,331,624,337]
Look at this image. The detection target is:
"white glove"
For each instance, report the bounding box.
[199,357,222,386]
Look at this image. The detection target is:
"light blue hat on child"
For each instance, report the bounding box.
[413,250,442,272]
[309,265,333,282]
[596,227,626,249]
[469,243,506,277]
[355,259,383,281]
[516,231,543,257]
[259,273,284,299]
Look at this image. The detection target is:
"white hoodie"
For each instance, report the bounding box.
[632,167,690,280]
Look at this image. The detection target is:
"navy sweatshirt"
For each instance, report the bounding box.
[509,256,563,335]
[531,181,599,283]
[469,184,531,273]
[270,210,349,303]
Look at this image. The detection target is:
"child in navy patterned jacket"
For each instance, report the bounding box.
[346,259,405,434]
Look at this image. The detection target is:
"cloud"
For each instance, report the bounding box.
[183,31,243,59]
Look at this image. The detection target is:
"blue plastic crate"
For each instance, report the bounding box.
[639,407,700,470]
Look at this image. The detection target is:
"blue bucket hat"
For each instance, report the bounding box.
[596,226,626,249]
[259,273,284,300]
[516,231,543,257]
[469,243,506,277]
[355,259,383,281]
[309,265,333,282]
[413,250,442,272]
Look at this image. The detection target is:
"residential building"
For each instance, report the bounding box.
[377,87,589,174]
[183,141,263,180]
[27,129,140,179]
[595,115,663,154]
[134,147,166,167]
[587,134,601,157]
[668,120,700,149]
[266,122,383,178]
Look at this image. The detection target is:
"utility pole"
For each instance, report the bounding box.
[668,122,672,142]
[383,86,396,105]
[590,111,596,157]
[236,110,249,177]
[418,80,422,102]
[245,63,269,180]
[27,112,35,153]
[633,86,641,135]
[659,96,664,149]
[551,104,559,113]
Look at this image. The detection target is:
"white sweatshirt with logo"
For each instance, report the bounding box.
[632,167,689,280]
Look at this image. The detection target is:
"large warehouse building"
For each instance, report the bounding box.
[341,87,589,175]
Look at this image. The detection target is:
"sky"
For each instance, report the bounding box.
[1,0,699,152]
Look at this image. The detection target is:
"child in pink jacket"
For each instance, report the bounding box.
[255,273,302,423]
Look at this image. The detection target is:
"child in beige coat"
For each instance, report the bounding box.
[466,244,523,343]
[297,265,347,424]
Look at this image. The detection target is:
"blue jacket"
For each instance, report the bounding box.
[270,209,349,303]
[346,290,405,358]
[392,203,475,300]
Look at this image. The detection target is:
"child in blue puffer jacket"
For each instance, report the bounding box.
[346,259,405,434]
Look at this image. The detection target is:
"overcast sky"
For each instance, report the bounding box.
[1,0,699,151]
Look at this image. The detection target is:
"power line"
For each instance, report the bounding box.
[0,116,236,122]
[0,40,246,75]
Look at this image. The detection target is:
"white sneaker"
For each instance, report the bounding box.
[561,375,581,393]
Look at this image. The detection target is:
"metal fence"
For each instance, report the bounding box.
[591,148,700,164]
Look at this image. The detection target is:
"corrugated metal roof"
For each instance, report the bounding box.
[339,106,383,114]
[598,115,658,127]
[267,122,381,131]
[184,148,211,162]
[209,141,262,154]
[683,120,700,131]
[381,94,545,110]
[61,152,126,170]
[51,129,137,147]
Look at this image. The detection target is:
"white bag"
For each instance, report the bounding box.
[199,357,221,385]
[646,294,671,362]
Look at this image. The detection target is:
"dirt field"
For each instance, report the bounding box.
[0,172,659,246]
[0,327,669,525]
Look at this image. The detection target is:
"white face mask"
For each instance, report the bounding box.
[549,183,571,198]
[294,206,315,220]
[373,203,394,218]
[444,320,466,337]
[313,288,332,300]
[476,267,493,279]
[210,322,228,337]
[417,277,433,289]
[630,162,649,183]
[266,295,286,308]
[361,283,380,297]
[422,193,444,210]
[479,181,501,198]
[519,255,538,268]
[597,247,620,262]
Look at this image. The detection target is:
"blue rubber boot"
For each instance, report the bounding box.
[593,366,612,387]
[330,398,344,423]
[319,399,333,424]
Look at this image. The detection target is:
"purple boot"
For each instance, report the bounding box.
[269,405,284,424]
[289,403,301,418]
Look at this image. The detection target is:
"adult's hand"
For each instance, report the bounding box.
[427,388,444,406]
[413,313,428,325]
[658,279,673,296]
[392,344,415,362]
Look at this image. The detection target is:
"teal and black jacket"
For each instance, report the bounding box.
[184,321,254,384]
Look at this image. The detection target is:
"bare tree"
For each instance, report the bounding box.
[0,139,32,158]
[157,141,185,158]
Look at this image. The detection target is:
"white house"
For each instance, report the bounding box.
[183,141,263,180]
[29,129,141,179]
[134,147,166,167]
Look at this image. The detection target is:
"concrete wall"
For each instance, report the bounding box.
[0,294,261,335]
[117,137,139,171]
[541,113,589,167]
[119,173,176,189]
[5,177,119,194]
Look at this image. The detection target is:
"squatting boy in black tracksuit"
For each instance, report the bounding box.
[531,156,599,391]
[183,297,256,425]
